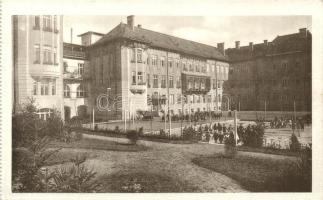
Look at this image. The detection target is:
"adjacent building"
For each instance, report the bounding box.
[225,28,312,112]
[85,15,229,121]
[13,15,64,119]
[62,31,104,120]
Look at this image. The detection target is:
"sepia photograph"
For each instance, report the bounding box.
[10,14,313,193]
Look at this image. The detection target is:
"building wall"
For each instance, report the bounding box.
[225,31,311,112]
[87,39,229,121]
[13,15,64,119]
[86,41,123,120]
[63,57,85,119]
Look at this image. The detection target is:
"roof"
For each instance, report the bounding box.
[91,23,228,61]
[226,30,311,62]
[77,31,105,37]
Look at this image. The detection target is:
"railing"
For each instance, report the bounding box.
[63,50,86,59]
[63,72,83,79]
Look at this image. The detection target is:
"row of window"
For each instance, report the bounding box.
[64,85,86,98]
[34,45,58,65]
[33,80,56,96]
[34,15,59,33]
[231,62,301,75]
[149,93,222,105]
[133,72,225,90]
[131,48,228,76]
[231,94,303,102]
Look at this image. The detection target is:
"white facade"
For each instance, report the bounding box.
[13,15,64,120]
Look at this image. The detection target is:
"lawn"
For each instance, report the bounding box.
[192,154,311,192]
[45,137,148,166]
[48,137,148,152]
[98,172,199,192]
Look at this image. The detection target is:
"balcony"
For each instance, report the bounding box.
[130,82,146,94]
[30,63,61,78]
[63,50,86,59]
[181,73,211,95]
[63,71,83,80]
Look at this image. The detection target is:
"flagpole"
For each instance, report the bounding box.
[234,110,238,145]
[92,108,95,130]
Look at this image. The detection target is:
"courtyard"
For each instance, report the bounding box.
[45,133,304,192]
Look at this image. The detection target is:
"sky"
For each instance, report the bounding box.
[63,15,311,49]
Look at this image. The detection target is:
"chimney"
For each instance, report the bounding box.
[249,42,253,51]
[264,39,268,46]
[138,24,142,28]
[299,28,307,37]
[235,41,240,49]
[217,42,225,55]
[127,15,134,29]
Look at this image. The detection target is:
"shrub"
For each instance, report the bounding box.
[50,155,102,192]
[265,146,311,191]
[114,126,120,133]
[240,124,264,148]
[126,130,139,145]
[290,133,301,152]
[138,127,144,136]
[12,137,61,192]
[224,132,237,158]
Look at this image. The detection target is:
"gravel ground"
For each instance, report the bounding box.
[55,134,296,192]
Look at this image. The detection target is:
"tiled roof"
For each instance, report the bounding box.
[226,30,311,62]
[91,23,228,61]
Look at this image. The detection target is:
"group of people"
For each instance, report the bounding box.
[269,116,306,131]
[161,111,224,122]
[200,123,235,144]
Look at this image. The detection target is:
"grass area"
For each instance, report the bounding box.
[237,145,300,157]
[192,154,311,192]
[98,172,199,192]
[45,138,148,166]
[48,138,148,152]
[77,128,195,144]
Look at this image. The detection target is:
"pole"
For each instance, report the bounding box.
[124,109,127,132]
[92,108,95,130]
[181,94,184,139]
[264,100,267,122]
[150,104,153,133]
[166,52,171,139]
[234,110,238,145]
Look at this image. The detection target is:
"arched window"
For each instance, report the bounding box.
[77,84,85,98]
[64,85,70,97]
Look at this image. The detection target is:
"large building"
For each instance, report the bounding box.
[62,31,104,120]
[85,15,229,121]
[225,28,311,112]
[13,15,64,119]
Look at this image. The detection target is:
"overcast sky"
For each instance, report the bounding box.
[63,15,311,49]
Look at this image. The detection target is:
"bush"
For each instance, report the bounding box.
[50,155,102,192]
[240,123,264,148]
[290,133,301,152]
[265,147,311,191]
[126,130,139,145]
[224,132,237,158]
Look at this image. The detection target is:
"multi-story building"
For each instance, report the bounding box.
[62,32,104,120]
[13,15,64,119]
[85,15,229,121]
[63,43,87,120]
[225,28,311,112]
